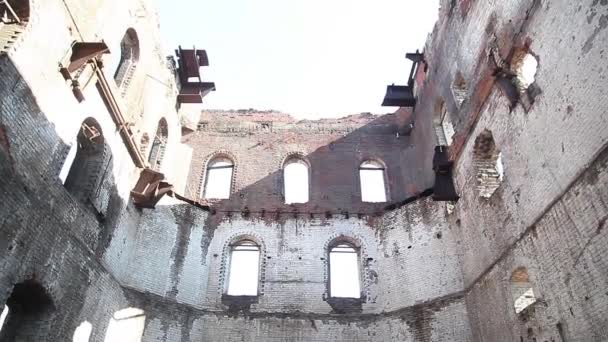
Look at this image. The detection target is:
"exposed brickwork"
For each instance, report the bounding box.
[183,109,435,214]
[471,129,502,198]
[0,0,606,341]
[426,0,608,340]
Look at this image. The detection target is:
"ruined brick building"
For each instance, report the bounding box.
[0,0,607,341]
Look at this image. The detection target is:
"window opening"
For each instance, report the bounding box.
[434,101,455,146]
[511,267,537,314]
[359,160,387,202]
[511,51,538,92]
[329,243,361,298]
[451,71,467,108]
[203,157,234,199]
[0,280,54,341]
[104,308,145,342]
[113,28,140,95]
[148,119,168,171]
[0,0,30,55]
[59,142,78,184]
[284,158,309,204]
[497,48,541,112]
[441,113,455,145]
[63,118,108,203]
[73,321,92,342]
[473,130,503,198]
[0,305,8,333]
[227,240,260,296]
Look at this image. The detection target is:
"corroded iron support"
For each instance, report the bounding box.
[382,85,416,107]
[382,50,424,108]
[59,41,110,103]
[175,46,216,105]
[66,42,110,73]
[131,168,212,210]
[131,168,173,208]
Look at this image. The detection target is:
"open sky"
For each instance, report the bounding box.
[156,0,439,119]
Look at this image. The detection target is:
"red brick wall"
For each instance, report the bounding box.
[183,110,436,215]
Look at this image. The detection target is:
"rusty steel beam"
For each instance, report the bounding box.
[93,61,147,168]
[67,42,109,73]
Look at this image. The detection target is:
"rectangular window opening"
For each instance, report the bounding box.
[330,246,361,298]
[441,111,455,146]
[227,245,260,296]
[204,166,233,199]
[360,168,387,203]
[284,161,309,204]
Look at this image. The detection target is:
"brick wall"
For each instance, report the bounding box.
[0,0,192,340]
[2,0,606,340]
[1,0,469,339]
[0,125,130,341]
[422,0,608,340]
[109,198,463,313]
[183,109,435,213]
[125,287,471,342]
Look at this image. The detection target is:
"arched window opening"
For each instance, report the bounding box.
[148,119,168,171]
[441,112,455,146]
[113,28,140,95]
[104,308,145,342]
[473,130,503,198]
[359,160,387,203]
[451,71,468,108]
[0,0,30,55]
[329,243,361,298]
[63,118,109,203]
[203,156,234,199]
[283,157,309,204]
[0,280,54,341]
[435,101,455,146]
[511,267,537,314]
[227,240,260,296]
[73,321,93,342]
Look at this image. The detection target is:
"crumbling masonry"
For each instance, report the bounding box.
[0,0,607,341]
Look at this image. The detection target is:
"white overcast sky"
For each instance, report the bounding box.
[156,0,439,119]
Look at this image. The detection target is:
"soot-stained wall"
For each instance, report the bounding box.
[421,0,608,340]
[108,198,463,314]
[0,0,192,341]
[183,109,435,213]
[106,198,470,341]
[104,106,471,340]
[3,0,607,340]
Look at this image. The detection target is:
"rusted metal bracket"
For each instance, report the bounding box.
[382,50,425,107]
[66,42,109,73]
[82,123,101,143]
[174,46,216,105]
[131,168,173,208]
[131,168,212,210]
[59,42,110,103]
